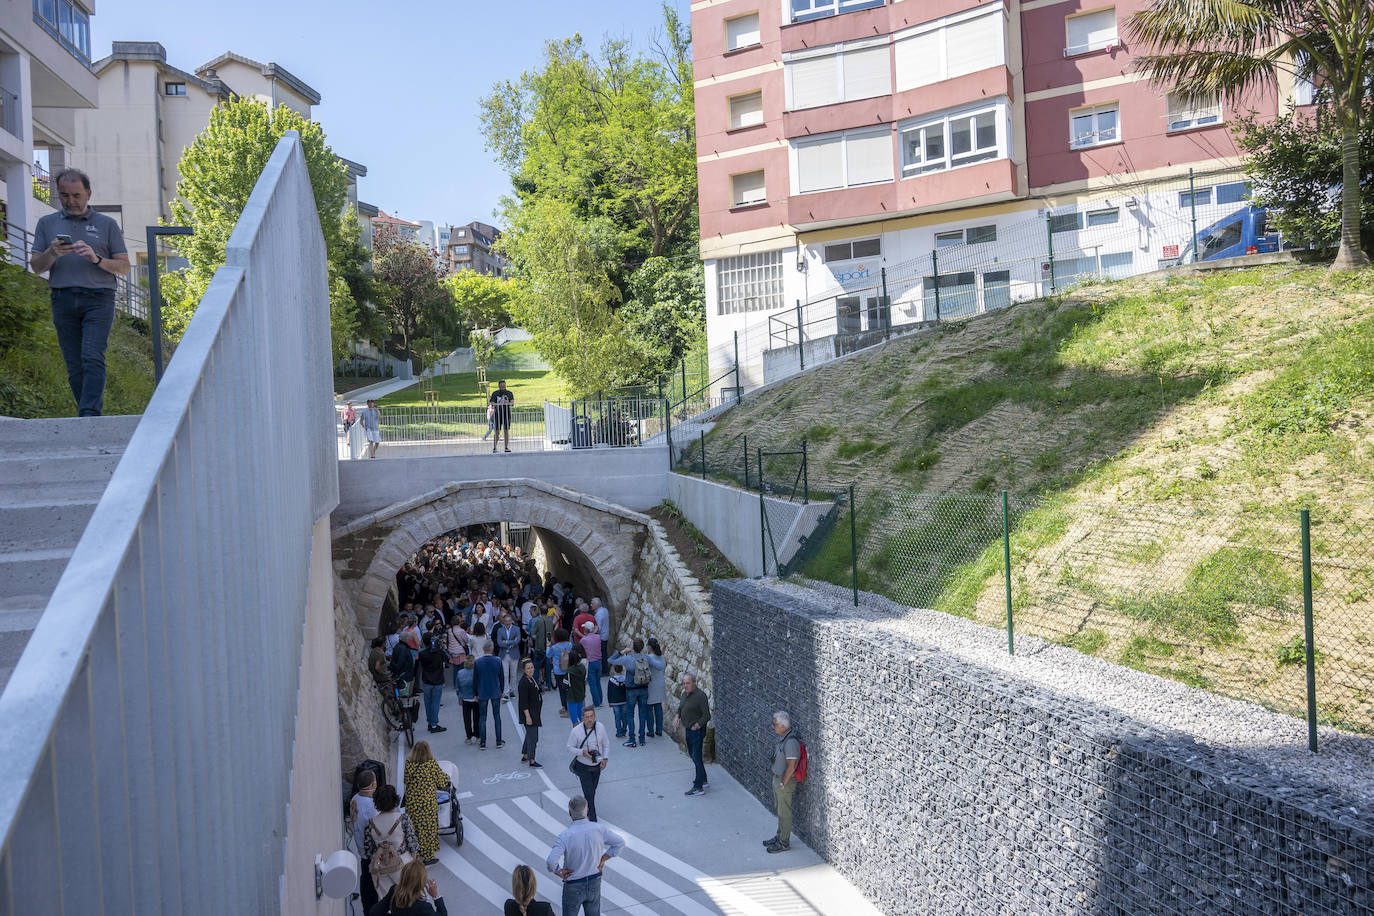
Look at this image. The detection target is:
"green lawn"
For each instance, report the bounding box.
[379,367,570,408]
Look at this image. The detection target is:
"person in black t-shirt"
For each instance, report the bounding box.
[489,380,515,453]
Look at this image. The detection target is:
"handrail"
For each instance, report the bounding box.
[0,132,336,912]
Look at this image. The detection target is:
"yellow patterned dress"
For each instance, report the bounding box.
[404,757,449,860]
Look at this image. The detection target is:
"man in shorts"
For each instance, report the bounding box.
[489,379,514,452]
[360,398,381,458]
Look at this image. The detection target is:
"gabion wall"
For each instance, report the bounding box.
[710,579,1373,915]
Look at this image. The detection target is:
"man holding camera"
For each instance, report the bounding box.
[566,706,610,822]
[29,169,130,417]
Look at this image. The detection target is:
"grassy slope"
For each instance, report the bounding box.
[380,340,568,408]
[703,265,1374,730]
[1,316,157,418]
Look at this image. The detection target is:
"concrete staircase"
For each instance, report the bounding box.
[0,415,139,693]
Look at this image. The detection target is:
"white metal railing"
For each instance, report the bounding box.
[0,133,337,913]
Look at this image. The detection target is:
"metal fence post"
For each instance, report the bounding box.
[756,446,764,493]
[681,359,688,405]
[1302,509,1318,753]
[931,249,942,321]
[146,225,194,382]
[849,483,859,606]
[700,430,707,480]
[1003,490,1014,655]
[733,330,742,403]
[1188,166,1199,257]
[881,266,891,340]
[795,299,805,370]
[743,435,750,489]
[801,440,809,504]
[759,491,767,577]
[661,384,673,470]
[1046,214,1056,294]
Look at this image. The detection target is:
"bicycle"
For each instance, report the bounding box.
[379,677,418,748]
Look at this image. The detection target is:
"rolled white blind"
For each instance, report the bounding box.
[845,130,894,185]
[894,30,943,91]
[788,53,841,109]
[725,13,761,51]
[842,45,892,101]
[947,11,1004,77]
[732,170,766,205]
[1065,8,1116,53]
[730,91,764,129]
[795,138,844,193]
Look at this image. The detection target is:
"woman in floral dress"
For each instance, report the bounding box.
[404,741,450,864]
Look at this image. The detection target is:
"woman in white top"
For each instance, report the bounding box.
[566,707,610,822]
[363,784,420,897]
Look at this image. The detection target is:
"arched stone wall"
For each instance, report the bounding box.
[331,479,650,635]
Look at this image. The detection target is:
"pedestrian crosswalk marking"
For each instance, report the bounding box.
[451,818,558,906]
[542,789,777,916]
[506,797,651,912]
[435,838,517,910]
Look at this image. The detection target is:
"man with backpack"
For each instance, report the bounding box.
[608,638,661,748]
[765,710,803,853]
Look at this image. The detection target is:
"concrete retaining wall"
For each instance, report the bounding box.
[710,579,1374,916]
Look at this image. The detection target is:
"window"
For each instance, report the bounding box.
[1198,219,1243,259]
[793,127,893,194]
[934,230,963,248]
[836,295,887,333]
[732,170,767,206]
[791,0,885,24]
[1070,103,1118,148]
[1086,207,1119,226]
[165,82,186,96]
[725,12,761,51]
[717,251,784,315]
[924,271,977,318]
[823,237,881,262]
[965,224,996,245]
[1178,187,1212,208]
[456,229,466,237]
[1100,251,1133,275]
[453,245,470,255]
[32,0,90,61]
[901,102,1003,175]
[1064,8,1117,56]
[894,7,1005,91]
[983,270,1011,310]
[785,38,891,111]
[1166,92,1221,131]
[729,91,764,129]
[1216,182,1250,205]
[1050,212,1083,233]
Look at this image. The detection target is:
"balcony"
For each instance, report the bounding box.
[31,0,91,66]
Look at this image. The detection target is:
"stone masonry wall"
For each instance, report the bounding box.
[334,570,390,781]
[618,519,715,750]
[711,579,1374,916]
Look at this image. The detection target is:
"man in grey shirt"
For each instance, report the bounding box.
[766,710,801,853]
[546,795,625,916]
[29,169,130,416]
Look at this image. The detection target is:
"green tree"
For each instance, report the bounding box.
[480,3,701,387]
[470,330,497,372]
[163,97,367,351]
[619,256,705,377]
[372,225,451,365]
[1128,0,1374,269]
[1235,97,1374,250]
[443,269,517,339]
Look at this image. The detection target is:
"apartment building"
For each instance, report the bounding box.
[0,0,99,249]
[443,219,506,276]
[71,43,360,266]
[371,208,421,244]
[692,0,1312,386]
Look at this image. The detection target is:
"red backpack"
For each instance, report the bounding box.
[793,736,809,783]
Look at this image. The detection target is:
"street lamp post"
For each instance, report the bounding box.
[146,225,193,382]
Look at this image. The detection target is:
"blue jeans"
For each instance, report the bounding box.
[567,700,583,725]
[686,727,707,788]
[478,697,503,746]
[50,287,116,416]
[422,683,443,728]
[561,873,602,916]
[587,659,603,706]
[611,704,628,737]
[626,687,649,742]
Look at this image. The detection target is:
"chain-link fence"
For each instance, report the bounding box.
[679,430,1374,744]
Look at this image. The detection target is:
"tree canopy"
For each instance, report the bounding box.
[163,97,369,355]
[479,4,703,395]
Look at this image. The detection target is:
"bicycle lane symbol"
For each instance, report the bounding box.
[483,770,532,785]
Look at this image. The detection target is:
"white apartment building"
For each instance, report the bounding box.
[0,0,99,252]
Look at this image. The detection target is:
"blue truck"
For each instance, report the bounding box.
[1182,206,1285,263]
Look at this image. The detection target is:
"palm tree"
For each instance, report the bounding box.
[1128,0,1374,269]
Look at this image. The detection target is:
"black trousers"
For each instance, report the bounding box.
[461,699,480,738]
[573,760,602,822]
[360,857,378,912]
[522,724,539,761]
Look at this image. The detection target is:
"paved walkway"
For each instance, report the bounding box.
[392,686,879,915]
[336,377,418,404]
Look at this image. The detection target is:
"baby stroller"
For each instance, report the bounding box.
[436,759,463,846]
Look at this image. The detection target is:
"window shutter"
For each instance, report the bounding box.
[1065,8,1116,53]
[788,53,841,109]
[726,13,761,51]
[842,44,891,101]
[730,92,764,129]
[845,130,894,185]
[732,170,766,206]
[894,31,943,91]
[795,137,844,193]
[947,11,1003,77]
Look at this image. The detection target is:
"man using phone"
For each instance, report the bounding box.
[29,168,130,417]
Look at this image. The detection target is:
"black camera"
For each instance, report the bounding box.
[586,749,600,762]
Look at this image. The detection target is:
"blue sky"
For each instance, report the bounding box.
[90,0,690,230]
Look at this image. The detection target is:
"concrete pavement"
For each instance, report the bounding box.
[391,685,880,915]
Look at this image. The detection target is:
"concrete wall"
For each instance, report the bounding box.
[710,579,1374,916]
[336,447,670,523]
[665,472,833,577]
[281,519,348,915]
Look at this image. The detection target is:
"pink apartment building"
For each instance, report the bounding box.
[692,0,1311,387]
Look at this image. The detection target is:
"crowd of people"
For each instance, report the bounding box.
[354,529,808,916]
